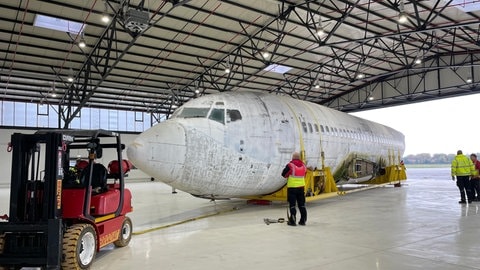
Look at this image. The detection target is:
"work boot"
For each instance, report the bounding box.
[287,216,296,226]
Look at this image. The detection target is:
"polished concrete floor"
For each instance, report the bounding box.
[1,167,480,269]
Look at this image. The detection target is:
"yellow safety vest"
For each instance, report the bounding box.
[473,160,480,177]
[287,162,306,188]
[451,155,475,176]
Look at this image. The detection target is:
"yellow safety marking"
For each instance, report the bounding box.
[95,213,116,223]
[56,179,62,210]
[99,230,120,247]
[132,207,239,235]
[304,191,340,202]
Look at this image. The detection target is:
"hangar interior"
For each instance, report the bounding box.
[1,1,480,269]
[1,0,480,122]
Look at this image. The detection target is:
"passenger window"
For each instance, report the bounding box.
[209,108,225,124]
[314,124,319,133]
[227,109,242,122]
[308,123,313,133]
[320,125,325,133]
[325,126,330,133]
[301,122,307,133]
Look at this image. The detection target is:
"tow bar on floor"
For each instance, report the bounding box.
[263,218,285,225]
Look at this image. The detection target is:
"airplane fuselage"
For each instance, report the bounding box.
[127,91,405,198]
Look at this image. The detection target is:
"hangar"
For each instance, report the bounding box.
[2,0,480,123]
[1,1,479,269]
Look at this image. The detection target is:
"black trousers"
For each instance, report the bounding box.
[287,187,307,223]
[471,179,480,200]
[456,176,474,202]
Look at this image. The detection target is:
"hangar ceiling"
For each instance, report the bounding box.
[1,0,480,127]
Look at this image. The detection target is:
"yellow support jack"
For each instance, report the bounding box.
[245,163,407,204]
[304,167,341,202]
[244,167,340,202]
[362,164,407,185]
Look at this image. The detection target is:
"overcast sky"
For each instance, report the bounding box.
[350,93,480,156]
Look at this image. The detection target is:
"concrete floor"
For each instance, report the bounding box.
[1,167,480,269]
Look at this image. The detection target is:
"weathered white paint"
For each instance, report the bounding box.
[127,91,405,198]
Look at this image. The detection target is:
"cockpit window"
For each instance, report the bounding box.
[209,108,225,124]
[227,109,242,122]
[174,107,210,118]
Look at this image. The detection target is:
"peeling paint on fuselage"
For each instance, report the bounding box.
[127,91,405,198]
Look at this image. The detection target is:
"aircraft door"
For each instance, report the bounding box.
[277,112,295,158]
[262,97,295,164]
[225,108,246,154]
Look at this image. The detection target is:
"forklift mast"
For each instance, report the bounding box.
[0,132,68,268]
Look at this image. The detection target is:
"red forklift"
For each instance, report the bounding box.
[0,129,133,269]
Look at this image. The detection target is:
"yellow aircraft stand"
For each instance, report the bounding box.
[245,167,340,202]
[245,164,407,203]
[362,164,407,185]
[304,167,340,202]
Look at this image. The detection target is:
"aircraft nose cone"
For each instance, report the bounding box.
[127,121,187,183]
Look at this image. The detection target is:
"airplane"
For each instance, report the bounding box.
[126,90,405,200]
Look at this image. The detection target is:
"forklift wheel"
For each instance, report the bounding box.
[114,216,132,247]
[62,224,97,270]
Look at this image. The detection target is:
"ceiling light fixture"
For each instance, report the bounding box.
[261,51,270,59]
[415,58,422,64]
[51,81,57,97]
[101,1,110,23]
[356,73,365,79]
[78,38,86,48]
[316,22,325,36]
[67,68,74,82]
[316,15,326,37]
[467,77,473,83]
[101,13,110,23]
[78,32,86,48]
[398,12,407,23]
[316,27,325,37]
[398,1,407,23]
[224,58,231,74]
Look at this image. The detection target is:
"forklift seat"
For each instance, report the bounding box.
[81,163,108,193]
